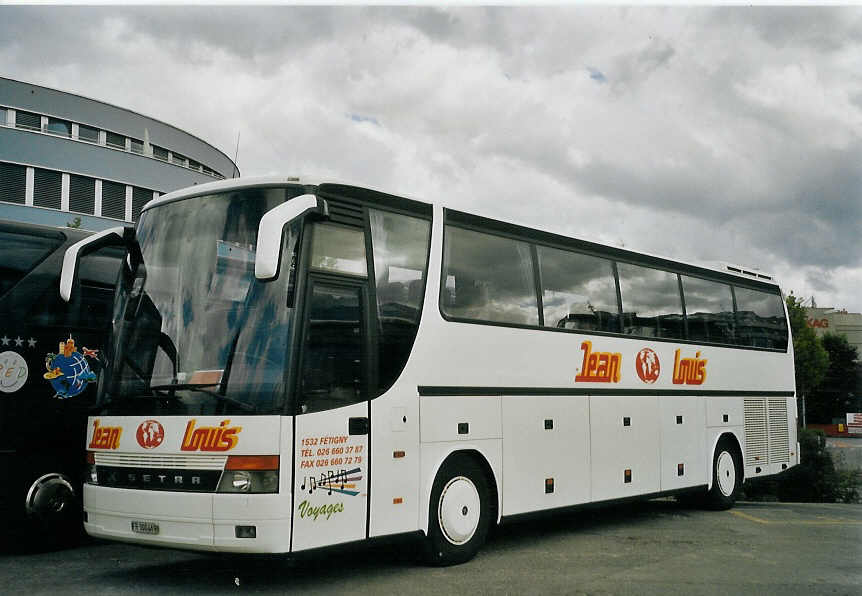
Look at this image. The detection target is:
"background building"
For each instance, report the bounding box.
[805,306,862,361]
[0,77,238,231]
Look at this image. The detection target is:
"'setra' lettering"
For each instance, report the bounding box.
[575,341,621,383]
[88,419,123,450]
[180,419,242,452]
[672,349,707,385]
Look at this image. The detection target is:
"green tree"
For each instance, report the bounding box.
[808,333,859,422]
[785,295,829,423]
[66,216,82,228]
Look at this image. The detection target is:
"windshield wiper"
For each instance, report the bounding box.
[149,383,258,413]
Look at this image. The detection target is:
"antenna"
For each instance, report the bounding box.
[232,130,241,178]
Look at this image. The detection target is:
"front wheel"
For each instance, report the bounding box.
[705,440,742,510]
[422,455,492,566]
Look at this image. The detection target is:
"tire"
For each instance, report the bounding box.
[704,439,742,510]
[422,455,493,566]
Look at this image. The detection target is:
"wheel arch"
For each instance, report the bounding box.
[420,447,501,536]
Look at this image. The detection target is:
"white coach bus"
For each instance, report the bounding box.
[61,177,798,565]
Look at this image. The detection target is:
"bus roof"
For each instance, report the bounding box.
[141,176,779,289]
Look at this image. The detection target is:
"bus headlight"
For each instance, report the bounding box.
[85,451,98,485]
[217,455,279,494]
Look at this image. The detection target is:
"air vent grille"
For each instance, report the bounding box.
[327,199,364,227]
[94,453,227,470]
[768,399,790,464]
[744,399,768,466]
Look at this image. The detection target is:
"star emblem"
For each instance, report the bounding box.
[0,335,9,346]
[27,337,37,348]
[14,336,24,347]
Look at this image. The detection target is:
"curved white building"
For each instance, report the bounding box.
[0,76,238,231]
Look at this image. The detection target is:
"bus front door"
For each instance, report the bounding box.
[292,280,370,551]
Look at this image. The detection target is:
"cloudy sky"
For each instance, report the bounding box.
[2,6,860,312]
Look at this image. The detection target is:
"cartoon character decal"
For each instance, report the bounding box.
[43,335,99,398]
[635,347,660,384]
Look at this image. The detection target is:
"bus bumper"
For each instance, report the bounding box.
[84,484,292,553]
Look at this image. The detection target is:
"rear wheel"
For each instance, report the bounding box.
[705,440,742,510]
[422,455,492,566]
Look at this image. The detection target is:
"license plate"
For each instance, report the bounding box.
[131,521,160,535]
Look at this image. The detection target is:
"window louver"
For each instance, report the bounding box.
[33,168,62,209]
[0,163,27,204]
[132,187,151,221]
[106,131,126,149]
[744,399,768,466]
[101,180,126,220]
[15,110,41,131]
[69,174,95,215]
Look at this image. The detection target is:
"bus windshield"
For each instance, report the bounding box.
[101,187,304,415]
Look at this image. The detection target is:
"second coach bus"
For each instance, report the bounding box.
[61,177,798,564]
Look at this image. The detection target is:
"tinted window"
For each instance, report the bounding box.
[442,226,538,326]
[15,110,40,130]
[46,117,71,137]
[538,245,619,332]
[78,124,99,143]
[681,275,735,345]
[735,287,788,350]
[618,263,684,339]
[153,146,168,161]
[0,230,61,297]
[309,223,367,277]
[370,210,430,395]
[299,284,364,414]
[105,131,125,149]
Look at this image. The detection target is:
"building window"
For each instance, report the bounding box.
[15,110,41,131]
[100,180,126,220]
[45,117,71,137]
[0,107,7,125]
[152,145,168,161]
[171,152,186,167]
[188,159,201,172]
[0,163,27,204]
[130,137,144,154]
[78,124,99,143]
[33,168,62,210]
[69,174,96,215]
[105,131,126,150]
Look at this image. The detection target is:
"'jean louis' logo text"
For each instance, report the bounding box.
[180,419,242,452]
[672,349,707,385]
[575,341,621,383]
[88,419,122,450]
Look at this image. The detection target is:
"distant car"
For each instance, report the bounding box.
[0,220,123,547]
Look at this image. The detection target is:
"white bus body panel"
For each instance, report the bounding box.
[501,395,591,515]
[84,415,293,553]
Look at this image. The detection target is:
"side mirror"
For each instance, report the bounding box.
[255,194,328,280]
[60,226,129,302]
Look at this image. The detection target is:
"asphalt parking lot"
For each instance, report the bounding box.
[3,500,861,595]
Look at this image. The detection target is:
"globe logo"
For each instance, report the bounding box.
[635,348,660,384]
[43,336,98,399]
[136,420,165,449]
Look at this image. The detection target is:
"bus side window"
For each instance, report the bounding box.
[442,226,539,326]
[0,230,61,298]
[680,275,735,345]
[617,263,684,340]
[734,287,788,350]
[536,245,619,333]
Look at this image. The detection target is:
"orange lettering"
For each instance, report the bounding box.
[575,341,621,383]
[181,419,242,452]
[672,349,707,385]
